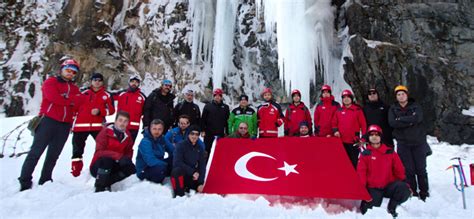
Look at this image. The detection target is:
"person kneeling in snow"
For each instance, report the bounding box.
[136,119,174,184]
[89,111,136,192]
[357,125,411,217]
[170,125,207,197]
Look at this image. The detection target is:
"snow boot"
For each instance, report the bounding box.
[419,191,429,202]
[387,200,398,218]
[19,179,32,192]
[360,201,369,215]
[95,168,111,193]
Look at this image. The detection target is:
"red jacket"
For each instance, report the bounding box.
[314,96,340,137]
[116,88,146,130]
[284,102,312,136]
[72,87,115,132]
[39,76,81,123]
[90,124,134,168]
[257,101,284,137]
[332,104,367,144]
[357,144,405,188]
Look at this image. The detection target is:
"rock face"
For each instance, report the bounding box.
[341,0,474,144]
[0,0,472,144]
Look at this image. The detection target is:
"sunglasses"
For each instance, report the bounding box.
[163,84,172,88]
[189,132,200,136]
[239,127,248,130]
[64,69,77,75]
[369,91,377,95]
[92,78,103,82]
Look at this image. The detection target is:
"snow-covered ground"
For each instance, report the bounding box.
[0,116,473,218]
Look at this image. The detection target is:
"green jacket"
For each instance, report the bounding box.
[228,106,257,137]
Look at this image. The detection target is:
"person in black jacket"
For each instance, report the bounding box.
[363,88,394,147]
[201,88,230,154]
[143,79,176,133]
[388,85,430,201]
[174,89,201,127]
[170,125,206,197]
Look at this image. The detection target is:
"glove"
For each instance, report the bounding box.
[71,159,83,177]
[276,119,283,127]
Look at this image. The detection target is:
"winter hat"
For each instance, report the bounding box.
[129,75,141,82]
[239,94,249,101]
[299,121,309,128]
[61,59,80,72]
[291,89,301,97]
[162,79,172,86]
[321,85,332,93]
[188,125,201,134]
[185,89,194,95]
[213,88,224,96]
[90,72,104,81]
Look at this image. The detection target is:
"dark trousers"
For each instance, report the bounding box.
[343,143,360,169]
[90,157,136,188]
[397,143,429,195]
[129,129,139,143]
[170,167,199,197]
[19,117,71,186]
[139,165,167,184]
[72,131,99,159]
[363,181,411,210]
[204,134,224,154]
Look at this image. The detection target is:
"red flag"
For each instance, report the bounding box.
[203,137,371,201]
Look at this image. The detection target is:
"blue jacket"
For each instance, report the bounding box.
[173,139,207,184]
[136,129,174,178]
[165,127,205,149]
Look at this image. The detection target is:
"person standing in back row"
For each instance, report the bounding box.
[284,89,312,136]
[174,89,201,127]
[70,72,115,177]
[228,94,257,137]
[143,79,175,134]
[257,88,284,138]
[363,88,393,147]
[314,85,340,137]
[116,75,146,142]
[19,59,82,191]
[388,85,430,201]
[201,88,230,154]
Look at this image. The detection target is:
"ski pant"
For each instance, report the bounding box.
[90,157,136,188]
[397,143,429,195]
[204,134,224,154]
[137,158,172,184]
[363,181,411,210]
[19,117,71,186]
[170,167,200,197]
[71,131,99,159]
[343,143,360,169]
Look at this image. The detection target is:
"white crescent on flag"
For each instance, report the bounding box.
[234,152,279,182]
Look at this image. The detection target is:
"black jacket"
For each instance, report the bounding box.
[143,88,176,130]
[363,100,394,146]
[174,101,201,126]
[173,139,206,184]
[201,100,230,135]
[388,99,426,145]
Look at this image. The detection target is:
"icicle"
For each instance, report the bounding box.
[211,0,238,89]
[189,0,216,66]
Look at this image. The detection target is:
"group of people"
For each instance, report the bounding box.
[18,58,431,216]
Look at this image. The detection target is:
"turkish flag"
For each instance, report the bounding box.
[203,137,371,201]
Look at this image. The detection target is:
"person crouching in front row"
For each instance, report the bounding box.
[135,119,174,184]
[89,111,136,192]
[357,125,411,217]
[170,125,207,197]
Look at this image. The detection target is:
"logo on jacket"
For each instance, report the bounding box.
[236,110,241,114]
[102,96,107,100]
[138,97,142,101]
[371,156,376,160]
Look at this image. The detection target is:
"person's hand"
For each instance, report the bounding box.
[334,131,341,137]
[197,185,204,193]
[193,172,199,181]
[326,134,332,138]
[91,108,100,115]
[201,132,206,137]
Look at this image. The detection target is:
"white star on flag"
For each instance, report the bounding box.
[278,161,299,176]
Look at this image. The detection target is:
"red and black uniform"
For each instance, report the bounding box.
[89,124,136,192]
[257,101,284,138]
[284,102,312,136]
[357,144,411,215]
[72,87,115,159]
[19,76,81,188]
[332,104,367,168]
[116,88,146,141]
[314,95,340,137]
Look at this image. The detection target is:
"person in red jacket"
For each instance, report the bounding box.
[284,89,312,136]
[89,111,136,192]
[357,125,411,217]
[19,59,82,191]
[70,73,115,177]
[332,89,367,169]
[116,75,146,142]
[314,85,340,137]
[257,88,284,138]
